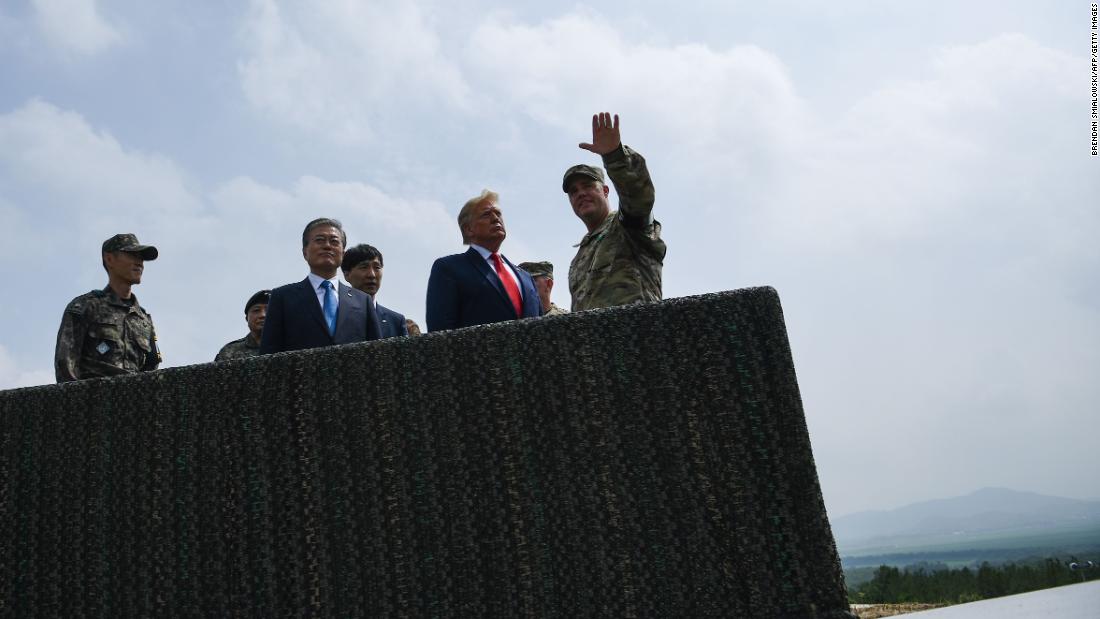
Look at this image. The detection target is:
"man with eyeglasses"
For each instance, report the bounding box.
[259,218,381,354]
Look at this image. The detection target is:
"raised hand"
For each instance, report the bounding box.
[578,112,621,155]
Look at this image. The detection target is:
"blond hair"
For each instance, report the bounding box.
[457,189,499,244]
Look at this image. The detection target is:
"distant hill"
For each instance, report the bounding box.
[832,488,1100,555]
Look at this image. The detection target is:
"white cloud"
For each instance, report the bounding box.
[0,99,204,266]
[761,34,1099,513]
[765,33,1086,252]
[465,11,806,183]
[237,0,471,143]
[206,174,456,255]
[294,176,454,241]
[0,99,201,213]
[31,0,122,55]
[0,345,53,390]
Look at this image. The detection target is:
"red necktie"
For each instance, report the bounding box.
[491,253,523,317]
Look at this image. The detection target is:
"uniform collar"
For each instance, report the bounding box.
[102,286,141,309]
[573,211,616,248]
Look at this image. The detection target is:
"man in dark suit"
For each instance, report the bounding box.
[425,189,541,332]
[341,243,409,338]
[260,218,381,354]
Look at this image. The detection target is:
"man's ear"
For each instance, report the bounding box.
[603,184,610,197]
[546,278,554,292]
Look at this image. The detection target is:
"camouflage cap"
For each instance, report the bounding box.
[245,289,272,313]
[102,233,158,260]
[517,261,554,279]
[562,164,605,192]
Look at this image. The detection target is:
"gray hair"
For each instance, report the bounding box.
[301,218,346,248]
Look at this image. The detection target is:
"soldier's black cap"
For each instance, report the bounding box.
[102,233,158,260]
[245,290,271,313]
[517,261,554,279]
[562,164,605,192]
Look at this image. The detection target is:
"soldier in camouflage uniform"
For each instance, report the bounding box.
[517,261,568,316]
[563,113,665,312]
[215,290,270,361]
[54,234,162,383]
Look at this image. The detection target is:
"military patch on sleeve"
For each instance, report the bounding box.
[95,341,110,355]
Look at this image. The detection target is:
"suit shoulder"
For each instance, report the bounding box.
[270,281,304,294]
[342,284,369,300]
[433,252,468,264]
[429,252,468,276]
[268,280,311,302]
[377,303,406,322]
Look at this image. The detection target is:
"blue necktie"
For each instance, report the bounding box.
[321,280,337,336]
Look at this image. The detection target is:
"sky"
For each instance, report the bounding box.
[0,0,1097,518]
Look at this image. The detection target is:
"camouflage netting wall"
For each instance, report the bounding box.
[0,287,851,617]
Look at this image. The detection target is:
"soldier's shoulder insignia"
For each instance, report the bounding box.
[66,293,94,314]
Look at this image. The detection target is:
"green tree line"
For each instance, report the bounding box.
[849,557,1099,604]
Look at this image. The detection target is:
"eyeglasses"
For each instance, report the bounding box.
[311,235,343,247]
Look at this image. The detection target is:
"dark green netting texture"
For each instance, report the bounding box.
[0,287,852,618]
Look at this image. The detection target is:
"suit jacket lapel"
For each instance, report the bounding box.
[297,278,330,336]
[334,282,362,337]
[465,247,515,314]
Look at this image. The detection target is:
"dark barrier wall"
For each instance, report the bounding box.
[0,288,851,618]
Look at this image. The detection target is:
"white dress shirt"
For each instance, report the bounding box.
[470,244,521,292]
[307,272,341,312]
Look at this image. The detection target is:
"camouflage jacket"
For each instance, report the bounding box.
[545,303,568,316]
[215,334,261,362]
[54,287,161,383]
[568,145,665,312]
